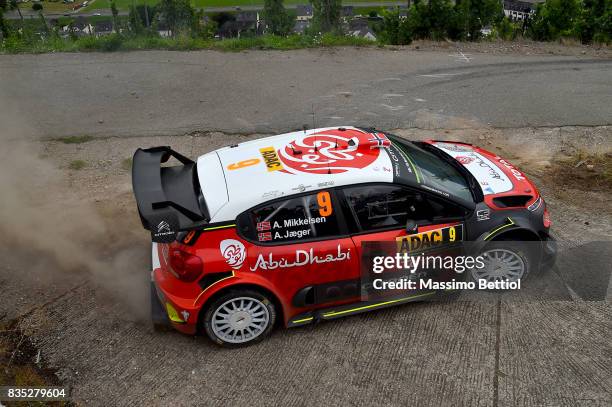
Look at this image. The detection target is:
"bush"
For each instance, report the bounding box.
[379,8,412,45]
[493,17,522,40]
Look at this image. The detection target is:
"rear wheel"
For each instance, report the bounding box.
[203,290,276,347]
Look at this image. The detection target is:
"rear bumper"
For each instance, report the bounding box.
[151,277,199,335]
[151,243,199,335]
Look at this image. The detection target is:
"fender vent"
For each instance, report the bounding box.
[493,195,533,208]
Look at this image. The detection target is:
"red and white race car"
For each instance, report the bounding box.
[132,127,555,346]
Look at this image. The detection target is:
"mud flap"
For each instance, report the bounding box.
[150,282,171,329]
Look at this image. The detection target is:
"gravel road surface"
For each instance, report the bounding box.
[0,47,610,406]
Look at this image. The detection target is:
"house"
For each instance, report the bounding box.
[293,20,310,35]
[217,20,256,39]
[94,21,113,36]
[351,26,376,41]
[236,11,257,23]
[349,17,369,31]
[503,0,540,20]
[236,11,261,32]
[157,21,171,38]
[296,5,313,21]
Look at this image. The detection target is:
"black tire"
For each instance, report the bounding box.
[202,289,276,347]
[469,239,537,285]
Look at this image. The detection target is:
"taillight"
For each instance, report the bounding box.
[543,208,551,228]
[169,249,203,282]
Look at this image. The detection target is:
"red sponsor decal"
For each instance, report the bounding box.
[456,155,475,165]
[256,221,271,231]
[277,129,381,175]
[258,232,272,241]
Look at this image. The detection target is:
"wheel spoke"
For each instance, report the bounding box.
[211,297,270,344]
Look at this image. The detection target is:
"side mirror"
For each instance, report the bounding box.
[405,219,418,235]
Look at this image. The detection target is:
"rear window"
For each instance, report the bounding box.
[394,141,473,202]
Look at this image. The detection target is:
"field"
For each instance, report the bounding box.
[15,0,74,14]
[84,0,393,11]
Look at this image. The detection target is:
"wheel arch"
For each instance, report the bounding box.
[479,226,544,270]
[489,227,541,242]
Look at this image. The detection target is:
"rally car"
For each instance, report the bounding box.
[132,127,555,346]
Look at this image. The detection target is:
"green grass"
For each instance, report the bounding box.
[54,135,94,144]
[121,158,133,170]
[1,33,376,53]
[68,159,87,170]
[85,0,393,11]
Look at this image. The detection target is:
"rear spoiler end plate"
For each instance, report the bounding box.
[132,147,209,243]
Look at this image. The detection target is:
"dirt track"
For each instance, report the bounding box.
[1,45,611,406]
[0,118,610,406]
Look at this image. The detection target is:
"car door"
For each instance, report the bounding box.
[339,183,468,276]
[237,189,358,309]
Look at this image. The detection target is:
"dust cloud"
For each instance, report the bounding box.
[0,95,149,322]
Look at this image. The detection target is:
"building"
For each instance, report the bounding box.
[296,5,313,21]
[94,21,113,36]
[350,26,377,41]
[293,20,310,35]
[503,0,540,20]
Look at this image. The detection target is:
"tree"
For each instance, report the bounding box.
[0,0,8,39]
[447,0,471,40]
[262,0,292,35]
[128,4,144,33]
[159,0,195,36]
[577,0,611,43]
[465,0,502,40]
[310,0,342,33]
[8,0,23,24]
[110,0,120,32]
[379,7,412,45]
[407,0,453,40]
[494,16,521,40]
[32,2,42,11]
[528,0,581,40]
[140,4,157,28]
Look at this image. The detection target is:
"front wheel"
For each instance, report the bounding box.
[469,241,535,284]
[202,290,276,347]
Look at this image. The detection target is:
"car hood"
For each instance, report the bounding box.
[426,141,539,207]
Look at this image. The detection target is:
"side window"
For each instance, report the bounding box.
[425,194,466,220]
[343,185,465,232]
[244,190,341,244]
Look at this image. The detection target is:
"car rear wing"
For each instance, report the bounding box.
[132,147,209,243]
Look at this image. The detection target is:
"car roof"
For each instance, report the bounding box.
[199,127,408,221]
[197,127,484,222]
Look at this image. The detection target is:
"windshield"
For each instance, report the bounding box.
[393,140,474,203]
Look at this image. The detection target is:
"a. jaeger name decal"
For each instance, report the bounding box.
[250,244,351,271]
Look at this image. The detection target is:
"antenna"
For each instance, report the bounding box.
[311,104,316,130]
[311,104,318,152]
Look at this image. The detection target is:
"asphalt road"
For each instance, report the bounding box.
[1,48,611,139]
